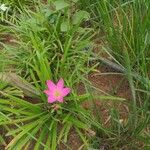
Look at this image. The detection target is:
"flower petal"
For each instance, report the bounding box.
[57,97,64,103]
[62,88,71,96]
[48,96,56,103]
[44,89,51,95]
[57,78,64,89]
[46,80,56,90]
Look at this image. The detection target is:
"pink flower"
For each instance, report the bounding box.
[44,78,71,103]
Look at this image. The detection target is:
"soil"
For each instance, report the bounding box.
[82,65,131,127]
[58,129,83,150]
[0,34,17,46]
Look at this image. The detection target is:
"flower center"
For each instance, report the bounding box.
[54,90,61,97]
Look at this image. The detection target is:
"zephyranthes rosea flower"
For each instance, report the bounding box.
[44,79,71,103]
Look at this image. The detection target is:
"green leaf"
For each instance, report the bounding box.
[62,114,71,123]
[61,21,69,32]
[73,10,90,24]
[94,95,126,101]
[58,123,67,144]
[12,124,43,150]
[6,121,38,149]
[0,135,6,146]
[72,0,78,2]
[144,147,150,150]
[63,123,72,143]
[54,0,69,11]
[44,121,52,150]
[75,127,88,147]
[51,121,57,150]
[68,116,89,129]
[6,114,49,150]
[4,113,46,127]
[6,95,41,113]
[34,126,47,150]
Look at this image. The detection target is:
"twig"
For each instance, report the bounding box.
[0,72,40,98]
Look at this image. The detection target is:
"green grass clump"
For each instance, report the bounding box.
[79,0,150,149]
[0,1,99,149]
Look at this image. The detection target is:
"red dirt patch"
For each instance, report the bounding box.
[82,66,131,127]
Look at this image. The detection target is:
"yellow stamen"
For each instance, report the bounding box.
[54,90,61,97]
